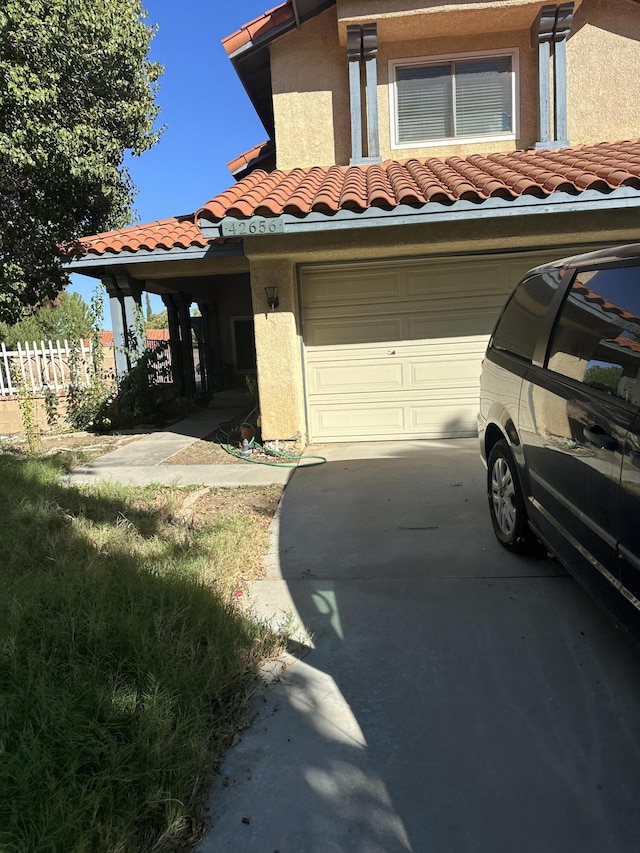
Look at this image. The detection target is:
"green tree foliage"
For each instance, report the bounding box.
[0,291,95,348]
[145,309,168,330]
[584,363,623,395]
[0,0,162,324]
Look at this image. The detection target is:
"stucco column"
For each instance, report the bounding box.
[250,258,306,442]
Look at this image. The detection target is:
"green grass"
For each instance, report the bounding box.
[0,452,280,852]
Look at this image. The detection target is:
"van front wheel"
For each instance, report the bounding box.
[487,441,531,550]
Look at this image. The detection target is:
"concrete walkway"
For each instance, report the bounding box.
[200,439,640,853]
[64,394,293,488]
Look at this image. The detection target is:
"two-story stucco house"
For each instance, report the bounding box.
[66,0,640,444]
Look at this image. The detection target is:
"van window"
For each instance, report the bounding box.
[547,266,640,404]
[491,272,557,361]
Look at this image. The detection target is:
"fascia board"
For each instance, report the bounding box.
[227,23,295,61]
[199,186,640,238]
[62,242,244,273]
[225,0,336,59]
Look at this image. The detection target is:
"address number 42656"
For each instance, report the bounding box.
[221,216,285,236]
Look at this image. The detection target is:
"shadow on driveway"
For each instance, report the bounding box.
[204,439,640,853]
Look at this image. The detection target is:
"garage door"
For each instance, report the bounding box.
[300,252,558,442]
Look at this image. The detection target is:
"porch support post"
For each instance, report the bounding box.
[363,23,381,161]
[176,293,196,398]
[162,294,185,396]
[102,277,128,378]
[118,276,144,363]
[101,273,143,379]
[347,25,363,164]
[197,302,222,393]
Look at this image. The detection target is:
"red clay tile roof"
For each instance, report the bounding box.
[227,140,275,175]
[222,3,294,55]
[608,335,640,353]
[197,140,640,221]
[146,329,171,341]
[68,140,640,259]
[100,329,169,346]
[573,280,640,322]
[75,215,208,257]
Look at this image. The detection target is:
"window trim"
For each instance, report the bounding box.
[388,48,520,150]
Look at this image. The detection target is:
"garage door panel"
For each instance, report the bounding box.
[312,405,406,437]
[408,310,496,339]
[302,269,402,307]
[406,263,504,298]
[309,400,478,441]
[305,315,404,346]
[307,361,405,394]
[300,252,565,442]
[410,401,479,436]
[409,360,483,388]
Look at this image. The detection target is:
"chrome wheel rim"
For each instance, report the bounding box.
[491,457,517,538]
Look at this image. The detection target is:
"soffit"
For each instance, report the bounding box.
[336,0,585,43]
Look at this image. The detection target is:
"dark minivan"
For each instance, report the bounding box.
[479,244,640,637]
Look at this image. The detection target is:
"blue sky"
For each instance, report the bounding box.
[69,0,275,317]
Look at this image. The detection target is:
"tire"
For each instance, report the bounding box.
[487,440,532,551]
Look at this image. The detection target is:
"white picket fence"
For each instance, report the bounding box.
[0,339,93,397]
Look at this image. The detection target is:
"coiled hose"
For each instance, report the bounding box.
[215,412,326,468]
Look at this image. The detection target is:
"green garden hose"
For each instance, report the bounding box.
[214,416,326,468]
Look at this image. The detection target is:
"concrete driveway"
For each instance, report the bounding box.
[201,438,640,853]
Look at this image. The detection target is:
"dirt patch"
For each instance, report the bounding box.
[166,437,306,466]
[190,484,282,534]
[165,439,244,466]
[2,431,147,463]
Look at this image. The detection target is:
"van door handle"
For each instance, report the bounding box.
[630,451,640,469]
[583,425,617,451]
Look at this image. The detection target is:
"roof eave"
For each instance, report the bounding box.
[62,241,245,276]
[198,186,640,239]
[226,1,337,139]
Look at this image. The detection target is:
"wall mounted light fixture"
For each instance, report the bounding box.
[265,286,279,310]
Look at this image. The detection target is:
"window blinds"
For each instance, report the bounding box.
[396,55,512,144]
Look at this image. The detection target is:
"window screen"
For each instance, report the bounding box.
[491,273,557,362]
[548,266,640,404]
[395,55,513,144]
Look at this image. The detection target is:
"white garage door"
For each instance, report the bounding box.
[300,252,558,442]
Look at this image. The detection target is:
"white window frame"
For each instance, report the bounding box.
[388,48,519,150]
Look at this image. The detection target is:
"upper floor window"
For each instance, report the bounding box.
[389,50,518,148]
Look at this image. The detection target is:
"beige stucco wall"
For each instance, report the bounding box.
[271,8,351,169]
[567,0,640,145]
[0,396,71,437]
[244,207,640,441]
[271,0,640,170]
[248,258,306,441]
